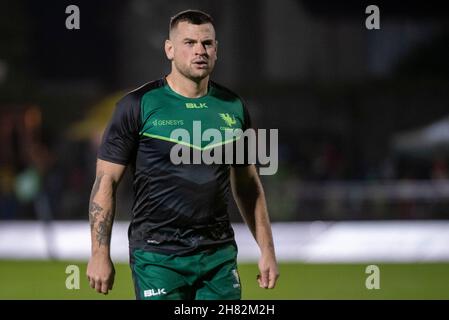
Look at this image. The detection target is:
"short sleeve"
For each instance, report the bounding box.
[241,101,252,131]
[231,100,254,167]
[98,94,141,165]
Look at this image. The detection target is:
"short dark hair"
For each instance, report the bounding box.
[169,9,214,34]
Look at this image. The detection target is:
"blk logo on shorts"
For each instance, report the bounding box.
[144,288,167,297]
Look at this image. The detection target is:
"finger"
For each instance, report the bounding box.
[260,270,269,288]
[90,278,96,289]
[101,280,109,294]
[95,280,102,293]
[108,276,115,291]
[88,276,95,289]
[256,274,262,287]
[268,270,277,289]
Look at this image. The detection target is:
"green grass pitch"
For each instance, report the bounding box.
[1,260,449,299]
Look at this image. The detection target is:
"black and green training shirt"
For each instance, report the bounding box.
[98,78,251,256]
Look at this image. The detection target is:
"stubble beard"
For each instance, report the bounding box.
[175,60,214,83]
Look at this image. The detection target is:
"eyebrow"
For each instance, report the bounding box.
[182,38,214,43]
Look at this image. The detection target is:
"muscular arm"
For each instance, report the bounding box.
[87,159,126,294]
[231,164,279,289]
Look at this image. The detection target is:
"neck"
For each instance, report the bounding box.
[166,70,209,98]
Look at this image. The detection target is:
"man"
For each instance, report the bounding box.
[87,9,279,300]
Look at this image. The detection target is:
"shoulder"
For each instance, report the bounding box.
[209,81,245,105]
[106,79,164,127]
[117,79,165,107]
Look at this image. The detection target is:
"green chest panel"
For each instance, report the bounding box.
[139,84,245,149]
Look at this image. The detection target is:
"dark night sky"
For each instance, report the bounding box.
[302,0,449,19]
[26,0,122,83]
[22,0,449,85]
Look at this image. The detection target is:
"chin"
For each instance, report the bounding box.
[189,71,211,82]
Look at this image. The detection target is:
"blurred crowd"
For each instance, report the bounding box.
[1,105,449,222]
[0,106,94,221]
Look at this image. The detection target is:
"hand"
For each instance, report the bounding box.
[257,253,279,289]
[87,254,115,295]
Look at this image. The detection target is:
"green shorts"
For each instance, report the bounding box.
[130,244,242,300]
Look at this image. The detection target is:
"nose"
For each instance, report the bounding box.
[194,43,207,56]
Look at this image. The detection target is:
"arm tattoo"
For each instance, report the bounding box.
[88,171,115,247]
[95,211,113,247]
[89,172,104,206]
[89,172,104,229]
[89,201,103,229]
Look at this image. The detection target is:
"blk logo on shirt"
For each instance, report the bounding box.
[185,103,208,109]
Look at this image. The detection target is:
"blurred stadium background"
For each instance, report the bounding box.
[1,0,449,299]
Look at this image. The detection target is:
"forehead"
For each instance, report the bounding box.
[171,21,215,40]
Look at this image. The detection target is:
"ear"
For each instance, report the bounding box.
[215,40,218,60]
[165,39,174,60]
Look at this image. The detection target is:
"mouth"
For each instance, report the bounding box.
[192,60,208,68]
